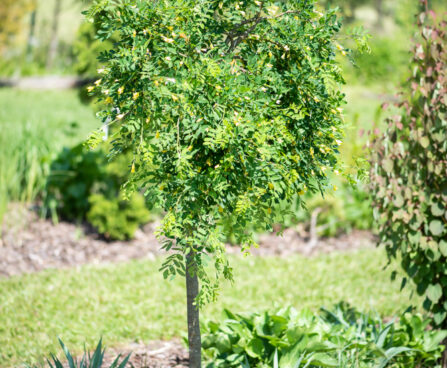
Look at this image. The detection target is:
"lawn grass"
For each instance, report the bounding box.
[0,249,420,367]
[0,89,99,218]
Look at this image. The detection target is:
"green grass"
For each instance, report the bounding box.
[0,89,99,218]
[0,249,421,367]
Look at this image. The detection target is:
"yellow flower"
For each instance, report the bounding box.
[131,163,135,173]
[87,86,94,92]
[161,36,174,43]
[155,131,160,138]
[94,79,101,86]
[333,185,338,191]
[218,206,224,213]
[133,92,140,100]
[118,86,124,95]
[105,97,113,104]
[268,183,274,190]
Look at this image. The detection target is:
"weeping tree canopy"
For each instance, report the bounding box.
[86,0,348,303]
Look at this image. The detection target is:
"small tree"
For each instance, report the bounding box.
[86,0,347,366]
[370,4,447,366]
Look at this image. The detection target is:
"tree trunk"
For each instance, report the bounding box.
[46,0,62,70]
[26,7,37,62]
[186,252,201,368]
[375,0,383,28]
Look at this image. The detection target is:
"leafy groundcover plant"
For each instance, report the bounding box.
[202,304,447,368]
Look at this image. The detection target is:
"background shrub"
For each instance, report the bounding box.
[44,142,150,240]
[370,10,447,330]
[87,193,150,241]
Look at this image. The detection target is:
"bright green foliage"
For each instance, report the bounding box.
[44,143,126,221]
[87,193,150,240]
[370,12,447,326]
[44,143,150,240]
[28,338,130,368]
[86,0,347,303]
[74,22,116,77]
[202,303,447,367]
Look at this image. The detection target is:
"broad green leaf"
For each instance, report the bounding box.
[427,283,443,303]
[429,220,444,236]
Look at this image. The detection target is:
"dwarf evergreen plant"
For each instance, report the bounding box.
[85,0,348,366]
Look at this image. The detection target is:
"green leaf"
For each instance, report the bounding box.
[439,240,447,257]
[420,136,430,148]
[429,220,444,236]
[433,311,447,325]
[427,283,443,303]
[431,202,445,217]
[382,159,393,173]
[246,338,264,358]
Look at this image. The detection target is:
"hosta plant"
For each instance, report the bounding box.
[202,303,447,368]
[370,4,447,360]
[85,0,352,365]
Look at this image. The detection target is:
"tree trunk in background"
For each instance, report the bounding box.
[46,0,62,70]
[186,252,201,368]
[26,7,37,62]
[375,0,383,28]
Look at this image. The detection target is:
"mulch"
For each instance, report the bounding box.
[0,205,375,278]
[102,340,188,368]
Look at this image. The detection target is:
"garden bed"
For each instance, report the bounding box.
[101,340,188,368]
[0,205,375,277]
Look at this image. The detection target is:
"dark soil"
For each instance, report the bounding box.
[0,205,375,278]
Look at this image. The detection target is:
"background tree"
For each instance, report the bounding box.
[86,0,348,366]
[46,0,62,69]
[370,4,447,367]
[0,0,34,56]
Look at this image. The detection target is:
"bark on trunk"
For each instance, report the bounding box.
[26,8,37,62]
[186,252,201,368]
[442,337,447,368]
[375,0,383,28]
[46,0,62,70]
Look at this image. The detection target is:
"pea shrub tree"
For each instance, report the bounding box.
[371,6,447,365]
[86,0,347,366]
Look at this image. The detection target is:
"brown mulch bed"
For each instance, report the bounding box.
[102,340,188,368]
[0,205,375,278]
